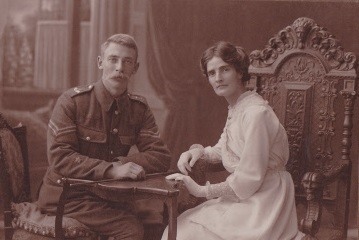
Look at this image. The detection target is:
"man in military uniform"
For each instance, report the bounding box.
[36,34,171,240]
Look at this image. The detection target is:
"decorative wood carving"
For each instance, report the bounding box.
[281,83,312,187]
[300,171,324,237]
[259,53,339,175]
[340,80,356,161]
[249,17,357,239]
[250,17,357,71]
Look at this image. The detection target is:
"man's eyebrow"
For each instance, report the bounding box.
[107,55,134,61]
[107,55,119,58]
[123,56,135,60]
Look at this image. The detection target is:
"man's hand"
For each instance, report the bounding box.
[166,173,206,197]
[177,148,203,175]
[105,162,145,180]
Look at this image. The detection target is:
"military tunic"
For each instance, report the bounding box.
[36,80,171,238]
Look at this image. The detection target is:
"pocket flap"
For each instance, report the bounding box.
[77,125,107,143]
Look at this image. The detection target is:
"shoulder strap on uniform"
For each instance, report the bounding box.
[128,93,148,105]
[70,84,94,97]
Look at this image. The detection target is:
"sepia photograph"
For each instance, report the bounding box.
[0,0,358,239]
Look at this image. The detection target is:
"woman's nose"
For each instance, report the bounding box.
[215,73,222,82]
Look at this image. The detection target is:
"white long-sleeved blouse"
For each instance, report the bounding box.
[203,90,289,200]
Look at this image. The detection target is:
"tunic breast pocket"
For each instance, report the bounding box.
[77,125,107,156]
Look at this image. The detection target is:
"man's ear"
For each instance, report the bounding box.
[97,56,103,69]
[133,62,140,74]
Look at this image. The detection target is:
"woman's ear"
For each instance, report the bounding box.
[237,72,243,82]
[97,56,103,69]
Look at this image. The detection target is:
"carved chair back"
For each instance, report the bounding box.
[0,113,31,239]
[0,113,99,240]
[249,17,357,239]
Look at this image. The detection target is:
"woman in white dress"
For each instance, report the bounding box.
[162,41,305,240]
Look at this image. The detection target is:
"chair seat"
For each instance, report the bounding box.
[11,202,98,239]
[12,228,98,240]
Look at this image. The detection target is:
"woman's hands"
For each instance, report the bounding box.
[177,147,204,175]
[105,162,145,180]
[166,173,206,198]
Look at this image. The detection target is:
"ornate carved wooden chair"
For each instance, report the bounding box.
[0,113,98,240]
[248,17,357,239]
[190,17,357,240]
[250,17,357,239]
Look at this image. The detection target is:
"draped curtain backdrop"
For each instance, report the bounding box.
[87,0,130,84]
[146,0,230,168]
[146,0,358,226]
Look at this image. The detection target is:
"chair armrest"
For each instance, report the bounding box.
[55,178,71,240]
[321,162,350,184]
[176,159,226,213]
[55,178,100,240]
[299,162,349,237]
[300,171,325,237]
[189,158,225,182]
[187,158,208,185]
[195,158,225,173]
[174,159,208,213]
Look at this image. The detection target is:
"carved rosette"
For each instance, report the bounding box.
[281,56,324,83]
[249,17,357,71]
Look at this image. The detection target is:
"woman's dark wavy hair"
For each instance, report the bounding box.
[200,41,250,82]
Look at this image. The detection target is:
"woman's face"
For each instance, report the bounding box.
[206,56,244,104]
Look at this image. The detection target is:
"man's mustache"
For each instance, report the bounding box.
[112,74,128,80]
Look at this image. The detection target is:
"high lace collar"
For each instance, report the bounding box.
[227,90,268,119]
[228,90,260,109]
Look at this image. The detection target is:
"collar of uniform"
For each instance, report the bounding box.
[94,81,117,112]
[114,91,130,114]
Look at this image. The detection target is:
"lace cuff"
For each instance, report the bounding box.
[205,181,237,200]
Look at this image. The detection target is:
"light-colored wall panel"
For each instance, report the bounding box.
[79,21,90,86]
[34,21,69,91]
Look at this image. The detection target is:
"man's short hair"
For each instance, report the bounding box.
[100,34,138,60]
